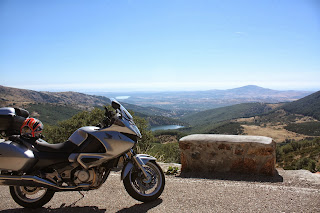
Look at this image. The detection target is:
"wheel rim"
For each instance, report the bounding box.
[129,162,163,197]
[13,186,48,203]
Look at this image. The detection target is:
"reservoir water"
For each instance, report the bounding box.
[150,125,184,131]
[116,96,130,100]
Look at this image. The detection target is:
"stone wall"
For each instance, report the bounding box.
[179,134,276,176]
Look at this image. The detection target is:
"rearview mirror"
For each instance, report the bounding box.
[111,100,121,110]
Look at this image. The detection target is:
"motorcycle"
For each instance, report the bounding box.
[0,99,165,208]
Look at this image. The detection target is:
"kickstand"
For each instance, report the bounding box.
[69,191,85,207]
[79,191,85,199]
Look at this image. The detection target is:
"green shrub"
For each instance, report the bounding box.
[284,122,320,136]
[153,130,186,140]
[25,103,81,125]
[166,166,180,175]
[147,142,180,163]
[43,108,104,143]
[295,158,317,172]
[281,144,294,154]
[209,122,244,135]
[276,137,320,173]
[43,107,154,153]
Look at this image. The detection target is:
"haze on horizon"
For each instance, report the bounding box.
[1,1,319,93]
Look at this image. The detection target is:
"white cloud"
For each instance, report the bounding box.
[235,31,246,35]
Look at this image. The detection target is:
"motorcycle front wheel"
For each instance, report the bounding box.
[9,186,55,208]
[123,161,165,202]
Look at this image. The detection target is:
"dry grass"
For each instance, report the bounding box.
[156,135,178,144]
[241,124,309,143]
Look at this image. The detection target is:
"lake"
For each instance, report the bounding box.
[150,125,184,131]
[116,96,130,100]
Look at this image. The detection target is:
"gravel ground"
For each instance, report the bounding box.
[0,168,319,213]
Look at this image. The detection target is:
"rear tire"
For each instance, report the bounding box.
[123,161,165,202]
[10,186,55,208]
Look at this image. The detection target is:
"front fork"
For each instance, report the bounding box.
[121,149,156,181]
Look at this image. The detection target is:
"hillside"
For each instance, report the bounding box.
[0,85,184,127]
[0,85,111,125]
[181,102,273,133]
[230,109,319,143]
[234,90,320,141]
[25,103,82,125]
[0,85,110,110]
[177,90,320,142]
[282,90,320,120]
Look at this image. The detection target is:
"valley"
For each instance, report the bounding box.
[1,84,320,172]
[231,108,319,143]
[1,84,319,142]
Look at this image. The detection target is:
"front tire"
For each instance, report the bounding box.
[10,186,55,208]
[123,161,165,202]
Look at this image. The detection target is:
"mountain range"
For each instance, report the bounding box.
[95,85,313,111]
[1,85,318,135]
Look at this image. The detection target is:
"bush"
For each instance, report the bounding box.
[281,144,294,154]
[295,158,317,172]
[209,122,244,135]
[43,107,154,154]
[132,115,155,153]
[284,122,320,136]
[276,137,320,173]
[153,130,186,140]
[148,142,180,163]
[166,166,180,175]
[43,108,104,143]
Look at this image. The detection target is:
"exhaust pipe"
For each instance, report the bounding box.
[0,175,90,191]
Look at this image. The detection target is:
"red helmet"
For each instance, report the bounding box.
[20,118,43,138]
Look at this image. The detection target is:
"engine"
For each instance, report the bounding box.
[73,169,96,185]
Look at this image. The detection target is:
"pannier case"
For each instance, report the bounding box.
[0,107,29,135]
[0,139,36,171]
[0,108,35,171]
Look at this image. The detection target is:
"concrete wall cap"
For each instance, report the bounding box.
[179,134,273,145]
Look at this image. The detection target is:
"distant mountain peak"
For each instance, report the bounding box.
[240,85,262,88]
[229,85,273,91]
[240,85,266,89]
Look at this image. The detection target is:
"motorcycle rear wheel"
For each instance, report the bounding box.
[123,161,165,202]
[9,186,55,208]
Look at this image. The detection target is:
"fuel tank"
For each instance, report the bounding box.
[0,139,36,172]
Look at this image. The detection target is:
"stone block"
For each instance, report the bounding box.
[179,134,276,176]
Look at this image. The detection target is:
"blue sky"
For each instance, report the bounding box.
[1,0,319,92]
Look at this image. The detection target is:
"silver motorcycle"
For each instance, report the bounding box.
[0,99,165,208]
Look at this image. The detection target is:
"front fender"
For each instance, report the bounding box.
[121,154,156,180]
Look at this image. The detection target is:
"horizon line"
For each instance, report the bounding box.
[1,84,318,93]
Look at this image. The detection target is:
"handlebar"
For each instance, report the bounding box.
[103,107,115,127]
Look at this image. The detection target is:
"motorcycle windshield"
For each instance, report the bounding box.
[120,105,133,121]
[111,99,142,138]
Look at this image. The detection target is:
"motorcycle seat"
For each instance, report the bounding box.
[35,139,78,153]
